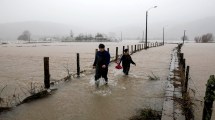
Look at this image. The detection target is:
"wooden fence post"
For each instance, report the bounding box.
[115,47,118,61]
[107,48,109,52]
[95,49,98,55]
[135,45,137,52]
[180,53,184,64]
[131,45,133,54]
[77,53,80,77]
[44,57,50,89]
[184,66,190,93]
[123,46,125,54]
[183,59,186,71]
[202,75,215,120]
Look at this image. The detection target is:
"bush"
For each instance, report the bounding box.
[194,33,214,43]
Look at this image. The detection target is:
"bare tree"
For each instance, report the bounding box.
[70,30,74,38]
[194,33,214,43]
[17,30,31,42]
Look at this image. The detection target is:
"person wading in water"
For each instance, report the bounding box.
[93,44,110,86]
[119,49,136,75]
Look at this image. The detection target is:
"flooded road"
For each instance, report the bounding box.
[182,43,215,120]
[0,42,176,120]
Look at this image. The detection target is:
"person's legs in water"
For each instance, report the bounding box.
[125,66,130,75]
[123,66,126,74]
[101,68,108,84]
[95,68,102,87]
[123,65,130,75]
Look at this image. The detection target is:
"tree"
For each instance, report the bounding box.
[70,30,74,38]
[194,36,202,43]
[95,33,107,41]
[194,33,214,43]
[75,34,85,40]
[202,33,213,43]
[17,30,31,41]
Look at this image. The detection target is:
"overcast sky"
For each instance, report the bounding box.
[1,0,214,25]
[0,0,215,40]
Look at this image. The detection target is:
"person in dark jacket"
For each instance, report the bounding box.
[93,44,110,85]
[119,49,136,75]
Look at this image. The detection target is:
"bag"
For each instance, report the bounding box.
[115,64,122,69]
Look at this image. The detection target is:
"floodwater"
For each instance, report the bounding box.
[182,43,215,120]
[0,42,176,120]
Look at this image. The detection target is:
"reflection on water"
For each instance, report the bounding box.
[0,42,176,120]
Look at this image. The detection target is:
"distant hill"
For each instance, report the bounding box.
[0,17,215,41]
[0,21,77,41]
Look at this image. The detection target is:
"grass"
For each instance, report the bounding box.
[0,82,52,113]
[147,72,160,80]
[129,108,161,120]
[174,92,194,120]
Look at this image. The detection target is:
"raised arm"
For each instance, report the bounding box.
[130,56,136,65]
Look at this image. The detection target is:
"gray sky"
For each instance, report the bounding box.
[1,0,214,25]
[0,0,215,40]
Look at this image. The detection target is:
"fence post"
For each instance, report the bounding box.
[44,57,50,89]
[180,53,184,64]
[123,46,125,54]
[135,45,137,52]
[183,59,186,71]
[202,75,215,120]
[77,53,80,77]
[95,49,98,55]
[131,45,133,54]
[115,47,118,61]
[107,48,109,52]
[184,66,190,93]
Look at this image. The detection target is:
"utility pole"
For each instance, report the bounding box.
[163,27,165,45]
[183,30,186,44]
[145,6,157,49]
[145,11,148,49]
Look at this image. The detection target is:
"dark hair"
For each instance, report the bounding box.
[124,49,129,53]
[99,44,105,48]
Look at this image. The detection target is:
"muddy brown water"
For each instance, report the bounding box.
[182,43,215,120]
[0,42,176,120]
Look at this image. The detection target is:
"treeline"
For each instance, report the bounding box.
[74,33,110,41]
[195,33,214,43]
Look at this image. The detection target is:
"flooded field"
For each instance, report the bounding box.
[0,42,176,120]
[182,43,215,120]
[0,42,136,96]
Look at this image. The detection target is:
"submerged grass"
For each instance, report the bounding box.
[147,72,160,80]
[174,92,194,120]
[129,108,161,120]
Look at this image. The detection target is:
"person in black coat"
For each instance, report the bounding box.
[119,49,136,75]
[93,44,110,85]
